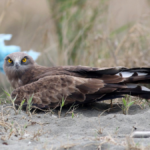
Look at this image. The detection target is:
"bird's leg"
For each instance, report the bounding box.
[107,99,113,112]
[110,99,113,108]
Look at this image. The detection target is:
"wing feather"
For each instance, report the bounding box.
[12,75,105,108]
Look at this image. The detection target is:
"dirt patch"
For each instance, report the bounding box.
[0,103,150,150]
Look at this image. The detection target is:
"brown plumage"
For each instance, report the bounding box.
[3,52,150,109]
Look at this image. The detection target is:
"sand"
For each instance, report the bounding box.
[0,103,150,150]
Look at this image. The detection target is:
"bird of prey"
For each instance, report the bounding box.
[3,52,150,109]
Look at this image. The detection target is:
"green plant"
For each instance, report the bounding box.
[58,96,65,118]
[3,90,18,114]
[26,95,33,116]
[114,127,120,135]
[47,0,103,65]
[122,95,134,115]
[71,111,74,118]
[3,90,34,115]
[64,103,78,118]
[3,90,15,105]
[18,99,25,114]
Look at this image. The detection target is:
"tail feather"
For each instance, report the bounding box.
[96,85,150,102]
[82,67,150,102]
[83,84,150,104]
[116,86,150,99]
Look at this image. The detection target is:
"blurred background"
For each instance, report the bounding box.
[1,0,150,94]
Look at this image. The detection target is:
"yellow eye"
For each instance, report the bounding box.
[22,58,26,63]
[8,59,12,63]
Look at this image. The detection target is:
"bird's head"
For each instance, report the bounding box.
[4,52,35,78]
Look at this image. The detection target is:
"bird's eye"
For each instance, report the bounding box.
[22,58,27,63]
[8,59,12,63]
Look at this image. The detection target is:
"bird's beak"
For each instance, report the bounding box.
[15,62,20,69]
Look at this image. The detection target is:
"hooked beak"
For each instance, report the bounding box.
[15,63,20,69]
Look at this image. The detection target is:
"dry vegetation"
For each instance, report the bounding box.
[0,103,150,150]
[0,0,150,149]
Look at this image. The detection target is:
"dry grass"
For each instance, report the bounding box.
[94,134,150,150]
[1,104,150,150]
[0,101,150,149]
[125,136,150,150]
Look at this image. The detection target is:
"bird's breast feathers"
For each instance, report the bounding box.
[10,78,23,88]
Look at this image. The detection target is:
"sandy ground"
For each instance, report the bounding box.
[0,103,150,150]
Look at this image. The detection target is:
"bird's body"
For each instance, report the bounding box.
[4,52,150,109]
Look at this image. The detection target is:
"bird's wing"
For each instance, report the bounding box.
[11,73,150,109]
[32,65,150,84]
[12,75,106,108]
[63,66,150,84]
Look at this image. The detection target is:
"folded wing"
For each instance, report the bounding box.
[11,66,150,108]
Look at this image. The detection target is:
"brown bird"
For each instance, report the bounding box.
[3,52,150,109]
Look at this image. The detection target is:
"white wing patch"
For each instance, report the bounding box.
[116,72,147,78]
[141,86,150,92]
[137,72,148,76]
[127,84,150,91]
[126,84,137,88]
